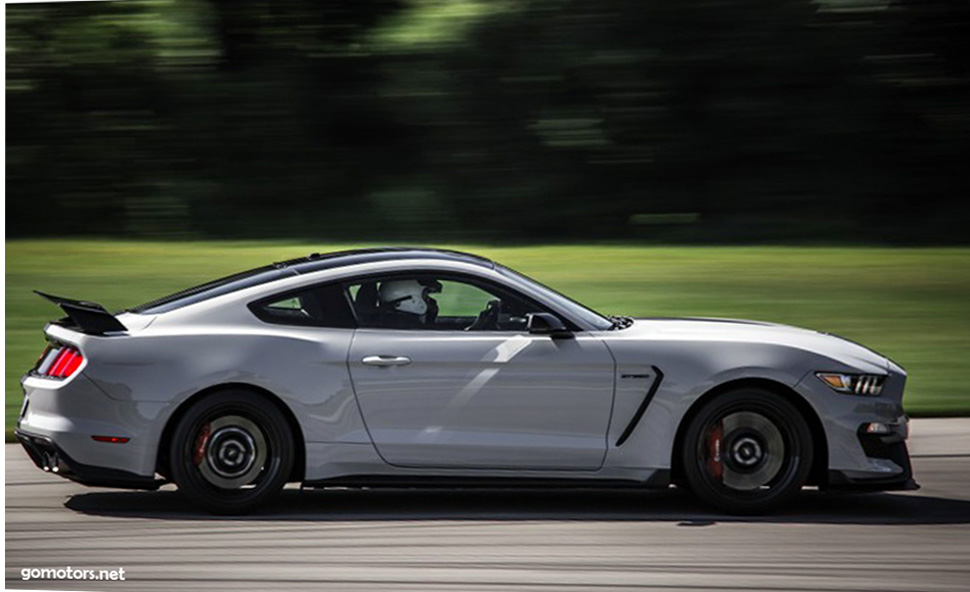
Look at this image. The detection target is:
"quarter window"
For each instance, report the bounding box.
[249,284,356,328]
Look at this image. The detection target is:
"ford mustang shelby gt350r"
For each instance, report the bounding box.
[17,248,916,514]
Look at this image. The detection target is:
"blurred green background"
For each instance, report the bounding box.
[6,1,970,436]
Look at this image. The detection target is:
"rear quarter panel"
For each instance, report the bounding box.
[80,323,368,459]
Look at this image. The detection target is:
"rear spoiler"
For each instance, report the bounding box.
[34,291,127,335]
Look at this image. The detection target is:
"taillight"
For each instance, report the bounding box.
[35,345,52,366]
[34,344,85,379]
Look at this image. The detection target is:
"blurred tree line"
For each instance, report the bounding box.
[6,0,970,243]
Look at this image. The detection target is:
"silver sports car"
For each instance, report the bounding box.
[16,248,916,514]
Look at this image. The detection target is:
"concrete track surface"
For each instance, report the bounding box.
[6,418,970,591]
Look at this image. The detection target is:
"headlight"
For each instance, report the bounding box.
[816,372,885,396]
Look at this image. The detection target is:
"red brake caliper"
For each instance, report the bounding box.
[193,423,211,467]
[706,422,723,481]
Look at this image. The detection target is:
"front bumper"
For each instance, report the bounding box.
[795,360,920,491]
[16,430,162,490]
[825,429,919,492]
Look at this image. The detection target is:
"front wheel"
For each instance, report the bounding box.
[169,390,294,514]
[681,389,813,514]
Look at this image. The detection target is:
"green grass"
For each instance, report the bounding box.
[7,240,970,440]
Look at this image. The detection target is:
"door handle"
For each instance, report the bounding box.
[361,355,412,367]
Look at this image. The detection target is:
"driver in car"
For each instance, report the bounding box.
[376,279,441,329]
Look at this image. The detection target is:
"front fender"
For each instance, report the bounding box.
[601,339,826,472]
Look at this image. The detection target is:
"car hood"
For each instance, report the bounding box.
[623,317,890,373]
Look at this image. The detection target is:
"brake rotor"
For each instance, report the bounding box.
[717,411,785,491]
[195,415,268,490]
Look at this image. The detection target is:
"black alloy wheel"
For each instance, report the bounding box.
[681,388,813,514]
[169,390,294,514]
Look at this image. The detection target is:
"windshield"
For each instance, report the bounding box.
[495,264,614,331]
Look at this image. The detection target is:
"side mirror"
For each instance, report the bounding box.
[526,312,573,338]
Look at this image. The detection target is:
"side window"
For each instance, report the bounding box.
[347,274,541,332]
[249,284,356,328]
[434,280,495,319]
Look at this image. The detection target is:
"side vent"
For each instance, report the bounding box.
[615,366,665,447]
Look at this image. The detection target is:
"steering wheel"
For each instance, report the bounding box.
[465,300,501,331]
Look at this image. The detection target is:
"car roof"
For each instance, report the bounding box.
[129,248,494,314]
[275,247,493,274]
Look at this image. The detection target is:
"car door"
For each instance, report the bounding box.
[346,273,616,470]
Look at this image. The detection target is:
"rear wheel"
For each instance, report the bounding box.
[169,390,294,514]
[681,388,813,514]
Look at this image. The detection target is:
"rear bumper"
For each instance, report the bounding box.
[17,373,163,477]
[16,430,162,490]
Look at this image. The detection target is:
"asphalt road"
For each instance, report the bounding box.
[6,419,970,591]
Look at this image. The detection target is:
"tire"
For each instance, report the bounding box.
[681,388,813,514]
[169,390,294,514]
